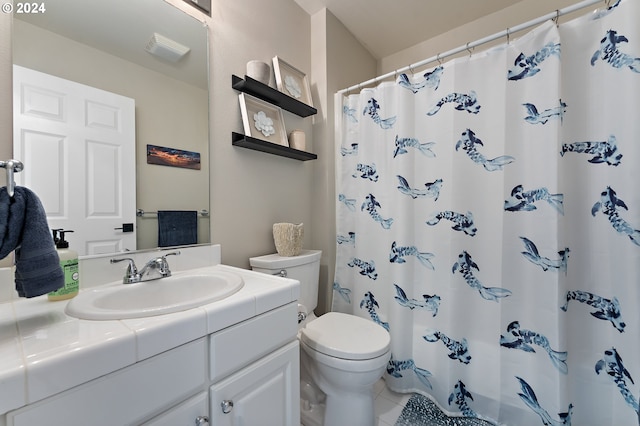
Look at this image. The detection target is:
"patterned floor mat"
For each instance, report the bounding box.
[395,393,497,426]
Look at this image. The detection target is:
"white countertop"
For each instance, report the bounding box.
[0,264,300,416]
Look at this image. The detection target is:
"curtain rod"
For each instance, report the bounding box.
[338,0,604,94]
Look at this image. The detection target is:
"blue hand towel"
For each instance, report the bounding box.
[157,210,198,247]
[0,187,64,298]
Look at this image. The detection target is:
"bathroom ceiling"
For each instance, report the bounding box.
[293,0,525,59]
[15,0,208,89]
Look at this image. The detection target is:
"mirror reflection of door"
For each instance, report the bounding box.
[13,65,136,255]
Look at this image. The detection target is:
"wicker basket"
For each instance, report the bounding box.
[272,223,303,257]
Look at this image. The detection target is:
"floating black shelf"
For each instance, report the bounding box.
[232,75,317,117]
[232,132,317,161]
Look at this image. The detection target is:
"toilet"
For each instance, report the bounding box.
[250,250,391,426]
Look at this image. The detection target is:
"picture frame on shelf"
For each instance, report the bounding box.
[272,56,313,107]
[238,93,289,147]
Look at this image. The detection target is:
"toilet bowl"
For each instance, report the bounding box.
[300,312,390,426]
[249,250,391,426]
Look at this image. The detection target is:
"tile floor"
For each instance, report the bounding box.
[373,379,412,426]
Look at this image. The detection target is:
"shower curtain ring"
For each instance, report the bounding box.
[506,28,511,44]
[437,53,442,65]
[466,42,473,57]
[553,9,560,27]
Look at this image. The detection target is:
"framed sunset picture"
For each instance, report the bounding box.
[146,144,201,170]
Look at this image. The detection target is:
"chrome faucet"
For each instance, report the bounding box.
[111,251,180,284]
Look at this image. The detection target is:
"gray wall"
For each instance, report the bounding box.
[0,11,10,165]
[12,20,209,251]
[379,0,591,74]
[205,0,315,268]
[0,0,590,311]
[309,9,377,313]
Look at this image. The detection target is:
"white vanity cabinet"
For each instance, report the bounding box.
[1,254,302,426]
[141,301,300,426]
[4,302,300,426]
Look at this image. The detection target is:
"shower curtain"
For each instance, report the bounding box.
[333,1,639,425]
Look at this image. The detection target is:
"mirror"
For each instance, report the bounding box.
[12,0,210,256]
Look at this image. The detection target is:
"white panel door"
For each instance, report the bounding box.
[13,65,136,255]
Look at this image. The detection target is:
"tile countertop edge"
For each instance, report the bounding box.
[0,265,300,416]
[0,302,27,414]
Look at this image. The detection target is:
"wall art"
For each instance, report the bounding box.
[272,56,313,107]
[146,144,201,170]
[238,93,288,146]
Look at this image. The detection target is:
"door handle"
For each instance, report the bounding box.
[114,223,134,232]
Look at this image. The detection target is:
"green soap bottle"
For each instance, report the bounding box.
[48,230,80,301]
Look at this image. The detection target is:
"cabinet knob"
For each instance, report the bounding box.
[195,416,209,426]
[221,400,234,414]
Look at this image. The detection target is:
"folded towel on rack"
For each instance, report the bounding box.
[0,187,64,298]
[158,210,198,247]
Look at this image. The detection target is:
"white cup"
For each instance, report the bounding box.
[289,130,306,151]
[246,60,270,85]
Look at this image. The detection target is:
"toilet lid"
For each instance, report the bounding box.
[300,312,390,360]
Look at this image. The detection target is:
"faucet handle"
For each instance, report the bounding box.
[110,257,140,283]
[162,251,180,259]
[158,251,180,276]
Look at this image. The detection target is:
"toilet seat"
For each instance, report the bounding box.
[300,312,390,360]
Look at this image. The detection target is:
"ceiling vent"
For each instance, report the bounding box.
[145,33,190,62]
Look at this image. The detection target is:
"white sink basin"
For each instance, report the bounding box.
[65,268,244,320]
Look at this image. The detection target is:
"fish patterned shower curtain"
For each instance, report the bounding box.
[333,1,640,424]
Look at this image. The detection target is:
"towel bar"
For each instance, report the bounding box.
[0,159,24,198]
[136,208,210,217]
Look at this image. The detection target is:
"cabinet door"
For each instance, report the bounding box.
[142,392,208,426]
[210,341,300,426]
[7,339,206,426]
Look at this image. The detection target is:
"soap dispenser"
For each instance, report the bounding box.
[48,230,80,301]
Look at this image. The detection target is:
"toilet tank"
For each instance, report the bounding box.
[250,250,321,313]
